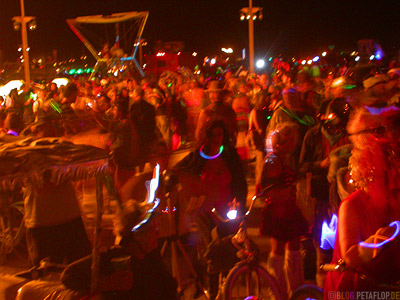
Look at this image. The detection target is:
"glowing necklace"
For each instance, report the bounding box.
[200,145,224,160]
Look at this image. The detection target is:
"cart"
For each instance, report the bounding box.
[0,134,121,296]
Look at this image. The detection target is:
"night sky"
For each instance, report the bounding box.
[1,0,399,62]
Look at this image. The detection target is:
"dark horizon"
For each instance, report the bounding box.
[1,0,399,63]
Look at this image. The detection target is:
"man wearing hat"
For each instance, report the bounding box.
[362,74,398,107]
[196,80,238,146]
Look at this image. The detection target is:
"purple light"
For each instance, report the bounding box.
[359,221,400,249]
[320,214,338,250]
[375,49,383,61]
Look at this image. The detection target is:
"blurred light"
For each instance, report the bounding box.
[156,52,165,57]
[268,57,273,62]
[227,209,238,220]
[240,14,245,21]
[350,51,357,56]
[256,59,265,69]
[221,48,233,54]
[52,78,69,88]
[252,15,257,20]
[301,60,306,65]
[307,60,312,65]
[246,14,251,20]
[210,58,216,65]
[28,19,37,31]
[375,49,383,60]
[369,55,375,61]
[13,22,20,31]
[18,47,22,52]
[322,51,327,57]
[355,56,360,62]
[0,80,24,98]
[192,52,198,56]
[177,52,181,55]
[313,56,320,62]
[331,77,344,88]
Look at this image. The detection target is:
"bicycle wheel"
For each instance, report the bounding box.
[290,284,323,300]
[223,262,280,300]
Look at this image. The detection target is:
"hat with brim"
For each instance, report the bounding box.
[205,80,223,93]
[363,75,387,89]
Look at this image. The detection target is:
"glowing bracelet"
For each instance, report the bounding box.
[6,130,19,136]
[200,145,224,160]
[359,221,400,249]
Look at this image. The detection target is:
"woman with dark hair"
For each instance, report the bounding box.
[176,119,247,218]
[174,119,247,300]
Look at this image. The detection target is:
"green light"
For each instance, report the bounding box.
[267,116,271,120]
[69,69,76,75]
[268,57,273,62]
[77,69,83,74]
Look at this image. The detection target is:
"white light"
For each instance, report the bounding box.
[192,52,198,57]
[221,48,233,54]
[210,58,216,65]
[0,80,24,98]
[301,60,306,65]
[252,15,257,20]
[256,59,265,69]
[355,56,360,62]
[313,56,320,62]
[240,15,245,21]
[307,59,312,65]
[322,51,327,57]
[52,78,69,88]
[246,14,251,20]
[227,209,238,220]
[369,55,375,61]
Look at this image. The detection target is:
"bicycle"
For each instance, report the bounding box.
[209,187,281,300]
[0,190,25,264]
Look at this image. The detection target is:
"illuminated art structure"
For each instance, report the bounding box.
[66,11,149,79]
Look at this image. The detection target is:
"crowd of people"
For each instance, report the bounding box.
[1,58,400,299]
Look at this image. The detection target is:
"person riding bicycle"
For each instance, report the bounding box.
[174,120,248,300]
[324,107,400,297]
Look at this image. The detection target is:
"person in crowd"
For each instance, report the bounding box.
[24,175,92,267]
[266,87,316,162]
[298,97,352,287]
[248,92,272,190]
[182,79,207,142]
[107,99,140,195]
[174,120,247,300]
[259,122,309,299]
[129,86,158,170]
[232,79,251,164]
[324,107,400,296]
[23,124,92,266]
[146,86,172,149]
[296,71,323,118]
[196,80,238,147]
